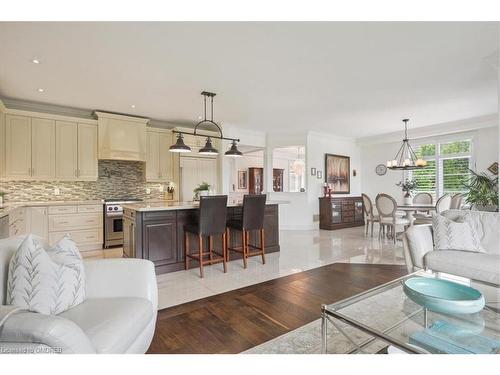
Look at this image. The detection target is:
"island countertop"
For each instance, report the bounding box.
[122,200,287,212]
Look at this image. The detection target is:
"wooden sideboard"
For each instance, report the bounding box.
[319,197,364,230]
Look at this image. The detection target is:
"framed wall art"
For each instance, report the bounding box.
[325,153,350,194]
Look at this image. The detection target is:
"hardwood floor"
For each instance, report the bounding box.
[148,263,407,354]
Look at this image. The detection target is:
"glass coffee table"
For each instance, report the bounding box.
[321,270,500,354]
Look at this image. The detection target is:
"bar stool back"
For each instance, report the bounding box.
[184,195,228,278]
[227,194,267,268]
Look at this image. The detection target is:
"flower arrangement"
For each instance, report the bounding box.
[396,179,418,198]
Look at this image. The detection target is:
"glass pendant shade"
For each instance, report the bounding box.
[199,137,219,155]
[224,140,243,157]
[169,134,192,153]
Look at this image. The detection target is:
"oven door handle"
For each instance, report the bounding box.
[106,212,123,217]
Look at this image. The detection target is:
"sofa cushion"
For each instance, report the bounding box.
[0,235,28,305]
[442,210,500,255]
[432,213,485,253]
[424,250,500,285]
[58,297,153,354]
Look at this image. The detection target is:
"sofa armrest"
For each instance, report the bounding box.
[0,307,95,354]
[84,259,158,311]
[402,225,434,272]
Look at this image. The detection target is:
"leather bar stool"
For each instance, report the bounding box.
[184,195,228,278]
[226,194,267,268]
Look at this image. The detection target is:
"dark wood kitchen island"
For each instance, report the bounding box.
[122,201,282,274]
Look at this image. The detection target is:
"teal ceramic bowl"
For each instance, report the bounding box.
[403,277,485,315]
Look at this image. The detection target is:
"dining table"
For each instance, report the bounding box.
[397,203,436,226]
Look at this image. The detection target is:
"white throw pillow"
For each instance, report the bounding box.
[432,213,485,253]
[6,234,86,315]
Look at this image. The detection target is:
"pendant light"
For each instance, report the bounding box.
[387,119,427,170]
[170,91,242,157]
[169,133,192,153]
[225,140,243,157]
[199,137,219,155]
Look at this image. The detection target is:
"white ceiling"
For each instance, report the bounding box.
[0,22,497,138]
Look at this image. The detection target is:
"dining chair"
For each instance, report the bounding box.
[361,193,379,237]
[436,193,452,213]
[450,193,464,209]
[375,193,411,244]
[413,192,433,218]
[184,195,228,278]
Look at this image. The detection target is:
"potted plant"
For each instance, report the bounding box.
[463,170,498,212]
[193,182,211,201]
[396,179,418,205]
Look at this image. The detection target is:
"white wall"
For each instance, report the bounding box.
[360,125,499,204]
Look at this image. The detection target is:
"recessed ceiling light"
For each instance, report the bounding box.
[37,88,45,93]
[130,104,136,108]
[31,59,40,64]
[198,116,202,120]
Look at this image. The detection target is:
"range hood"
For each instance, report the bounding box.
[95,111,149,161]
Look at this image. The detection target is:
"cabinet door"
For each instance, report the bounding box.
[26,206,48,241]
[5,115,32,179]
[31,118,56,180]
[144,220,177,266]
[197,158,218,191]
[0,113,5,178]
[145,131,160,181]
[77,124,98,180]
[159,132,172,181]
[55,121,78,180]
[123,217,136,258]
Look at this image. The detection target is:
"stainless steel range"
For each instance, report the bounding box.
[104,198,142,248]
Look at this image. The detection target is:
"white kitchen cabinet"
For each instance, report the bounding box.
[0,112,5,178]
[159,132,173,181]
[55,121,78,180]
[146,128,173,182]
[5,115,32,179]
[26,206,49,241]
[146,130,160,181]
[180,156,218,201]
[31,118,56,180]
[77,123,98,180]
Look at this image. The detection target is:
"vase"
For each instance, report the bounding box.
[199,190,209,197]
[404,196,413,205]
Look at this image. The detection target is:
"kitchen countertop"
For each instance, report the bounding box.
[123,200,288,212]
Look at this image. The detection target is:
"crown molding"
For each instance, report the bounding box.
[0,97,94,119]
[94,111,150,124]
[356,114,498,145]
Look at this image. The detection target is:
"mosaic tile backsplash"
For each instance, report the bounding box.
[0,160,170,202]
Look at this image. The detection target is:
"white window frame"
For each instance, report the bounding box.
[407,132,475,198]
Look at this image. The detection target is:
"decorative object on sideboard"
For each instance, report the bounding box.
[487,162,498,175]
[311,167,316,176]
[323,183,329,197]
[396,178,418,205]
[464,169,499,212]
[317,171,322,180]
[386,119,427,170]
[325,154,350,194]
[375,164,387,176]
[238,170,248,189]
[169,92,242,157]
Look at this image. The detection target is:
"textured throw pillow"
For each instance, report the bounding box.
[432,213,485,253]
[6,234,86,315]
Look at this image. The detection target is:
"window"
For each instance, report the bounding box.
[409,137,472,198]
[272,146,306,192]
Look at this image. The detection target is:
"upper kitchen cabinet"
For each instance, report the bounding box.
[0,111,5,178]
[31,118,56,180]
[146,128,173,182]
[77,124,98,180]
[55,122,98,181]
[5,115,32,179]
[96,111,149,161]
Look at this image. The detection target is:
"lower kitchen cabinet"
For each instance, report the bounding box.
[144,220,178,268]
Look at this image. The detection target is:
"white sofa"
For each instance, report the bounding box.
[402,210,500,286]
[0,235,158,354]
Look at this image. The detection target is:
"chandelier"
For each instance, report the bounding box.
[386,119,427,170]
[169,91,242,157]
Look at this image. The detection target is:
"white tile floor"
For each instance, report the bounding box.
[156,226,406,309]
